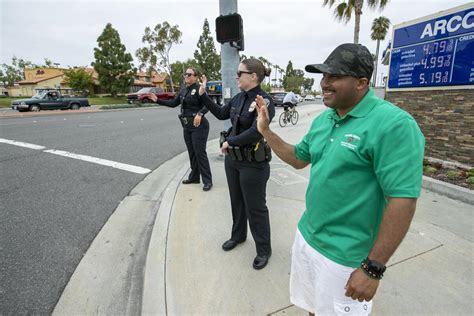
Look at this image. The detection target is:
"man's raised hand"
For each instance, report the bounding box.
[255,95,270,135]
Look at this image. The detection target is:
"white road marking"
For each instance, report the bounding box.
[0,138,45,150]
[0,137,151,175]
[43,150,151,174]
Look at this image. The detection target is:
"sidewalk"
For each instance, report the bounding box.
[142,104,473,315]
[52,104,473,315]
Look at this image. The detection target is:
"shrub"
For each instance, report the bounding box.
[446,170,460,179]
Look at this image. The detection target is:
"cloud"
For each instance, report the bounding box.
[1,0,469,88]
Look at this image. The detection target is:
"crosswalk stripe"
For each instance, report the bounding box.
[43,149,151,174]
[1,137,151,175]
[0,138,46,150]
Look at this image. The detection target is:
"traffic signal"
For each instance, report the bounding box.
[215,13,244,51]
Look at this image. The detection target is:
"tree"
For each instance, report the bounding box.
[281,61,312,93]
[285,76,305,94]
[135,46,157,77]
[170,59,199,89]
[258,56,273,84]
[303,78,315,94]
[322,0,389,44]
[92,23,135,97]
[43,58,54,67]
[139,22,182,92]
[0,64,22,87]
[0,56,34,87]
[371,16,391,86]
[63,68,94,94]
[273,65,284,88]
[285,61,295,77]
[261,82,272,93]
[282,61,296,89]
[278,66,285,87]
[13,57,35,73]
[284,68,305,93]
[194,19,220,80]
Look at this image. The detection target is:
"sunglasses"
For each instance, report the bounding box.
[236,70,254,77]
[183,73,196,77]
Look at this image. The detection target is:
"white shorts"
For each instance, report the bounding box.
[290,229,372,315]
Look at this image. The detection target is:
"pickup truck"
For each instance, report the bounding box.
[127,87,175,104]
[11,90,90,112]
[206,80,222,105]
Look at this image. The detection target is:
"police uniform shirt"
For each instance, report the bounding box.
[157,82,208,116]
[201,85,275,146]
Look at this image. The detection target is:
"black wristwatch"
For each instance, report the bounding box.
[360,257,386,280]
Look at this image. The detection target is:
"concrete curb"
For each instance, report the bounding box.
[422,176,474,205]
[53,151,189,315]
[0,105,163,118]
[140,138,220,315]
[0,107,99,118]
[141,159,189,315]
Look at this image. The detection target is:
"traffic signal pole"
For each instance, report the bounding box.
[219,0,240,129]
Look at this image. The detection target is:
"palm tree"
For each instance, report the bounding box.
[258,56,273,84]
[322,0,389,44]
[371,16,391,86]
[273,65,284,88]
[278,67,285,87]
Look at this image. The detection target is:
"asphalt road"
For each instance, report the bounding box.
[0,107,222,314]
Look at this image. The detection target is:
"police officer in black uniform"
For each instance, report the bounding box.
[151,68,212,191]
[198,58,275,270]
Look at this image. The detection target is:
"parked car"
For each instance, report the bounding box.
[206,80,222,105]
[304,94,316,101]
[127,87,175,104]
[11,90,89,112]
[295,94,304,103]
[315,94,322,99]
[269,92,286,106]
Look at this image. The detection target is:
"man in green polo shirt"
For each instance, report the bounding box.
[255,43,424,315]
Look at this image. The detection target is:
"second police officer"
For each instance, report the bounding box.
[198,58,275,270]
[151,67,213,191]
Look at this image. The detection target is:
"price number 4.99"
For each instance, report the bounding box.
[421,55,452,69]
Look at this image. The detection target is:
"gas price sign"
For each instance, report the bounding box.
[388,5,474,89]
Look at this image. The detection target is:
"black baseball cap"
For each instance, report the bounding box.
[305,43,374,79]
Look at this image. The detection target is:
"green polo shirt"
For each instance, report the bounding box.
[295,89,425,267]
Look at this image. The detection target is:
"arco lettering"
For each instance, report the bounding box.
[420,10,474,39]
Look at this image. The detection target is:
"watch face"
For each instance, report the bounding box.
[369,261,386,274]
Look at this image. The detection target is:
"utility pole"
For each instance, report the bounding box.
[219,0,240,129]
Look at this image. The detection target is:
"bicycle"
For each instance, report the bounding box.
[279,106,299,127]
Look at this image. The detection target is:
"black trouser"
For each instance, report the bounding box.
[224,157,271,256]
[283,102,295,112]
[183,117,212,185]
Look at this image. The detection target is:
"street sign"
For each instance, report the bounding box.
[388,4,474,89]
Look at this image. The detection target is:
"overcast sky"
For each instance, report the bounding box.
[0,0,470,87]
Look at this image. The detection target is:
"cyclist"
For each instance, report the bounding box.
[282,91,298,113]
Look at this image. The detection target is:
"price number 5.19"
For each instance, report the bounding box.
[419,71,449,85]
